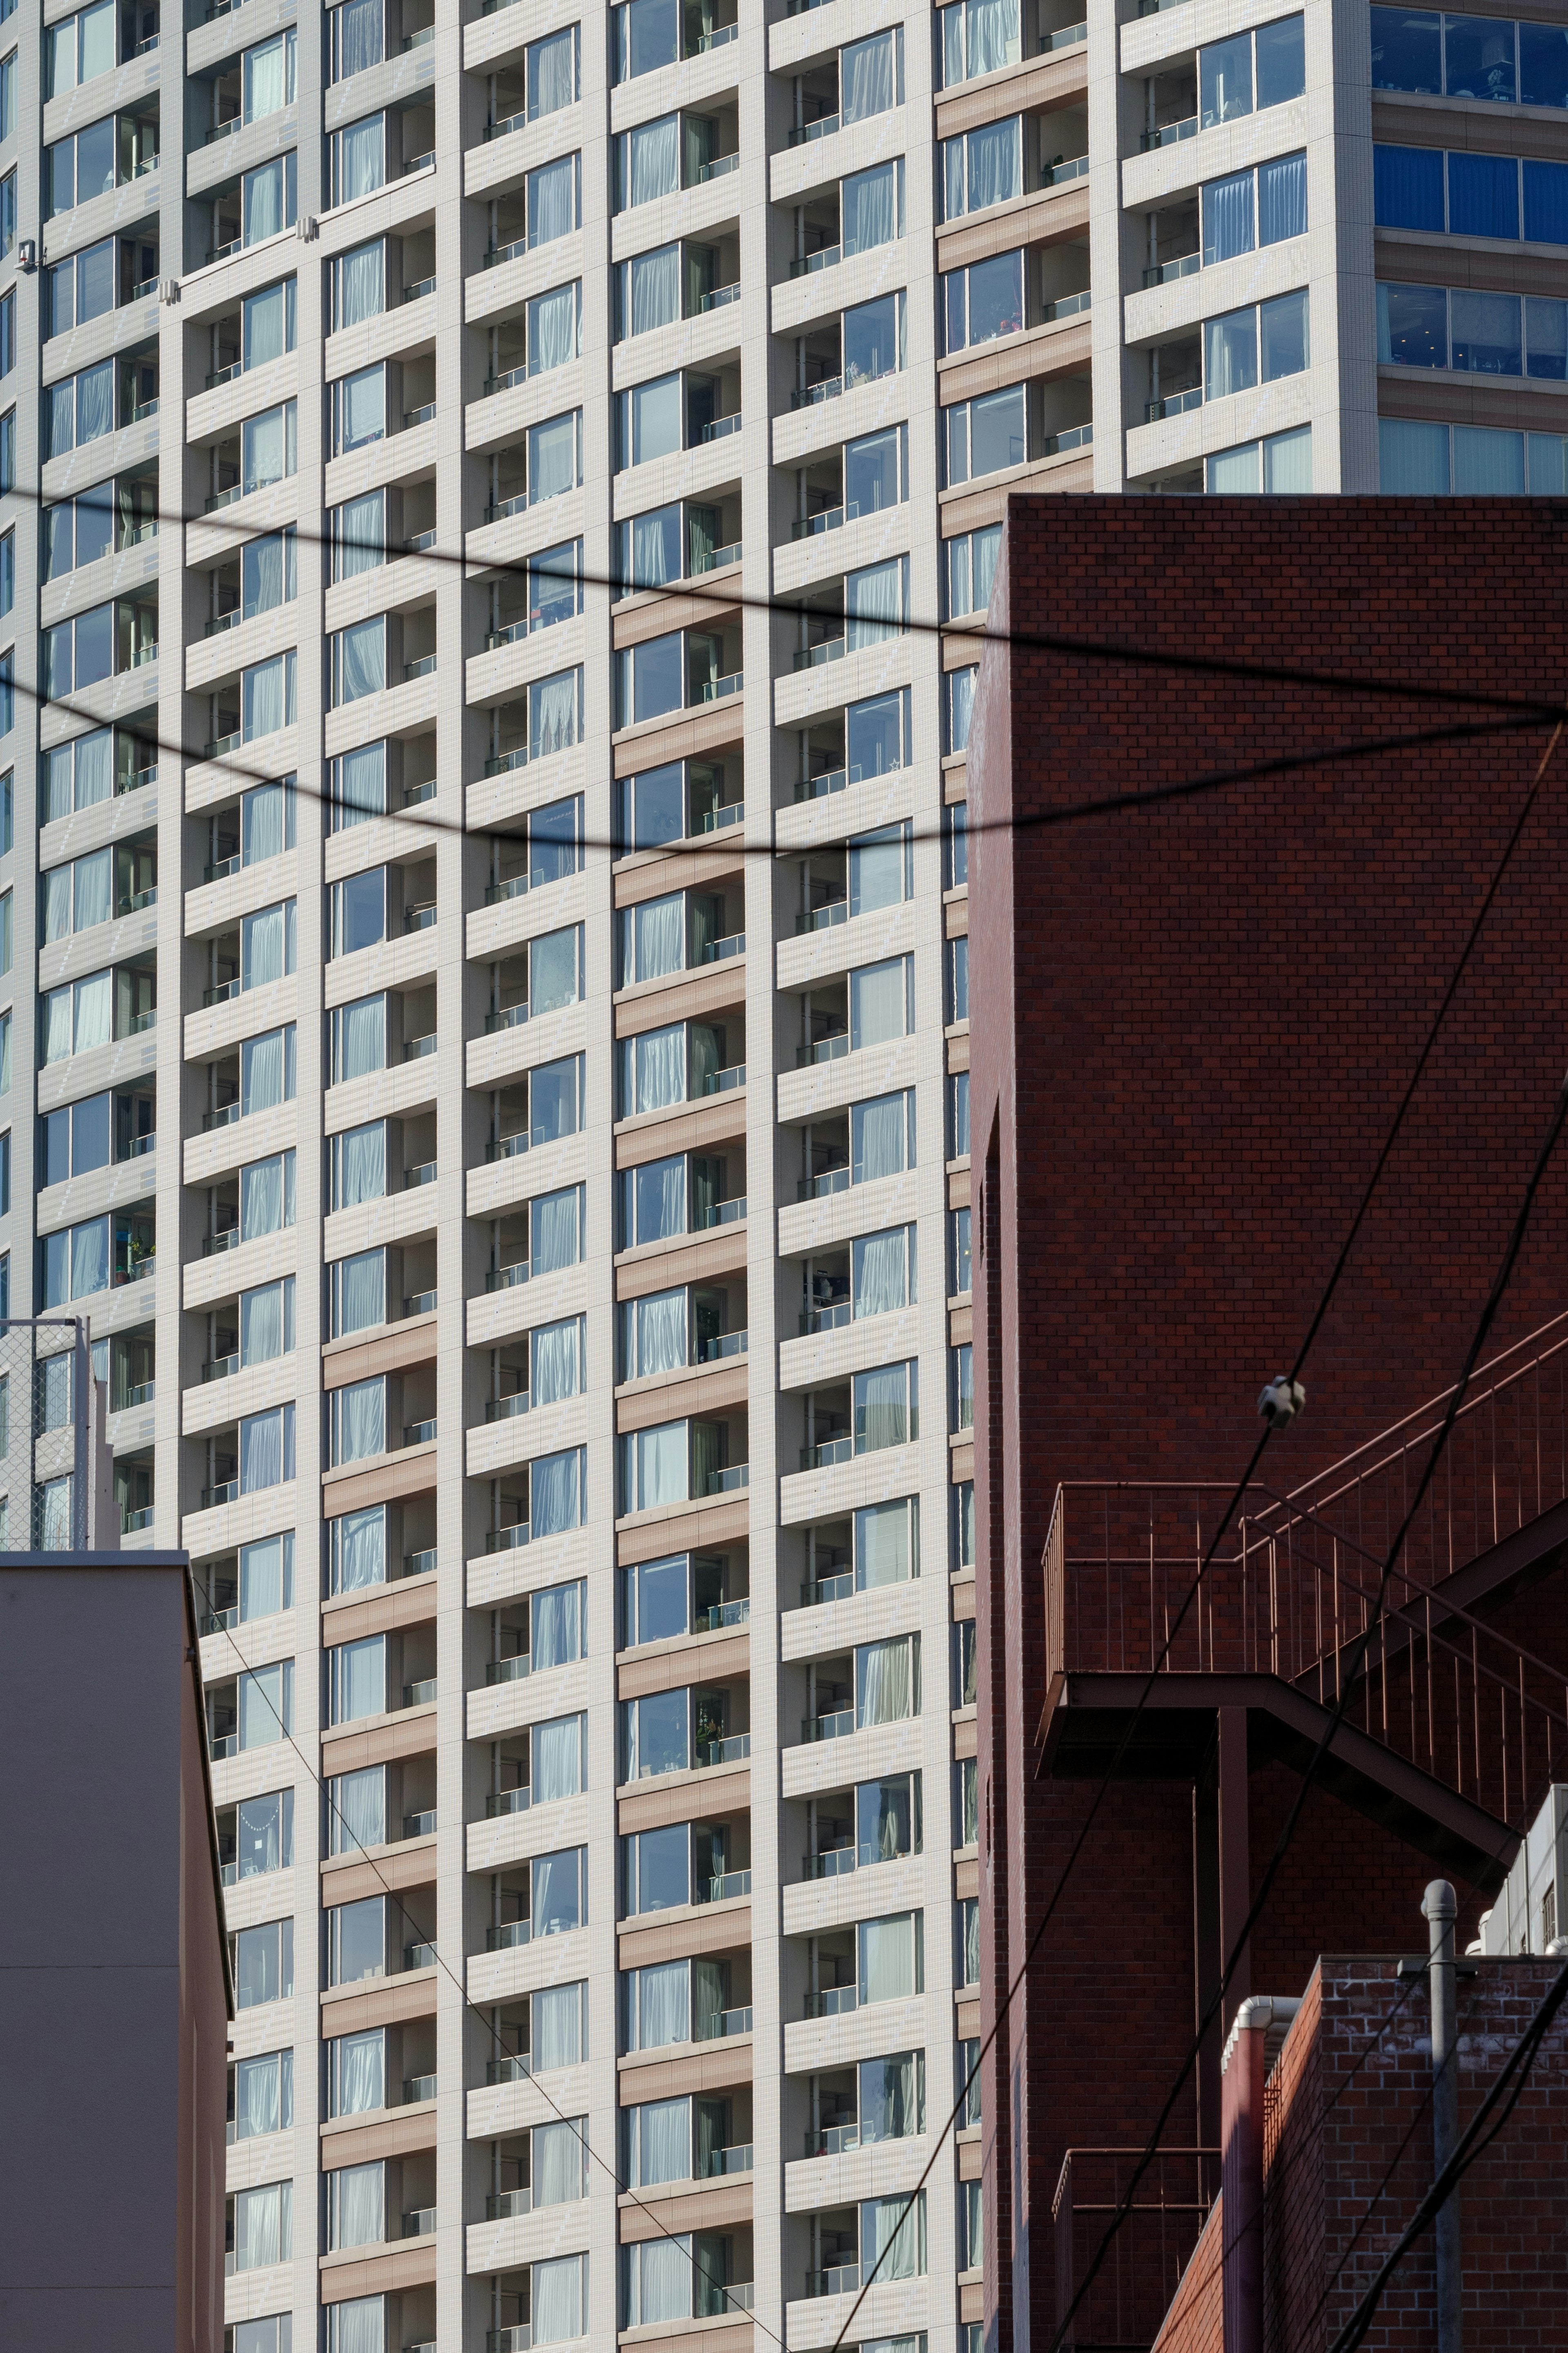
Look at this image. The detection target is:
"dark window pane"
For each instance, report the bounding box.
[965,250,1023,343]
[1450,287,1521,373]
[1519,19,1568,108]
[71,1093,111,1172]
[1370,7,1441,91]
[1378,279,1447,366]
[73,602,114,688]
[1443,13,1515,100]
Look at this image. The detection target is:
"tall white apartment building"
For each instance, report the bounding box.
[4,0,1566,2344]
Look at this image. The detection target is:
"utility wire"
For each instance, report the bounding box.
[834,717,1566,2353]
[1051,1057,1568,2353]
[1325,1955,1568,2353]
[211,1610,782,2342]
[17,475,1568,723]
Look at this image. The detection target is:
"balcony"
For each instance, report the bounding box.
[804,1984,858,2018]
[806,2263,860,2297]
[802,1707,854,1742]
[696,2142,753,2177]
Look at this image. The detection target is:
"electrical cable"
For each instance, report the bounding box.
[1325,1954,1568,2353]
[834,725,1567,2353]
[1049,1059,1568,2353]
[212,1611,784,2342]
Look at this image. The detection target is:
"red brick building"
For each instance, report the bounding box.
[966,498,1568,2353]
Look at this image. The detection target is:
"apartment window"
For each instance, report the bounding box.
[947,802,970,890]
[330,994,387,1082]
[330,616,387,707]
[240,529,297,620]
[238,1532,295,1618]
[942,119,1020,221]
[332,113,385,205]
[1374,143,1568,242]
[0,1011,11,1098]
[232,1787,294,1878]
[327,1769,385,1857]
[332,490,387,581]
[960,1897,980,1983]
[0,52,13,138]
[1202,151,1307,263]
[853,1225,918,1319]
[328,1628,387,1717]
[241,1277,295,1367]
[43,599,151,697]
[46,237,145,335]
[232,2048,294,2141]
[947,935,970,1022]
[844,158,904,251]
[1371,7,1568,107]
[332,237,385,328]
[243,152,297,243]
[850,953,915,1051]
[947,666,978,754]
[234,1917,294,2009]
[621,1956,727,2051]
[845,288,906,385]
[231,2316,294,2353]
[615,0,689,80]
[0,170,13,259]
[330,742,387,829]
[330,0,384,82]
[520,406,584,502]
[327,2161,384,2251]
[241,1024,298,1116]
[1378,279,1566,377]
[1207,424,1313,491]
[959,2179,984,2271]
[230,2182,293,2272]
[527,152,581,243]
[944,383,1033,486]
[245,29,296,120]
[0,769,10,854]
[330,868,386,957]
[1205,288,1310,397]
[1379,413,1568,491]
[944,526,1000,622]
[243,399,298,489]
[0,288,11,377]
[243,651,297,740]
[527,24,579,115]
[239,777,298,865]
[854,1358,918,1453]
[1200,13,1305,126]
[938,0,1021,86]
[240,1403,296,1494]
[327,1504,388,1594]
[525,1446,588,1537]
[325,2027,385,2117]
[329,1249,386,1338]
[0,409,11,492]
[44,360,113,455]
[45,0,114,94]
[951,1342,975,1434]
[942,249,1025,356]
[493,1053,586,1153]
[46,116,125,216]
[952,1207,973,1295]
[244,277,297,366]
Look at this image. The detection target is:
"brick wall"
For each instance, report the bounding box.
[968,497,1568,2350]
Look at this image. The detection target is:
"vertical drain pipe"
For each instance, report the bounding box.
[1221,1995,1299,2353]
[1423,1880,1463,2353]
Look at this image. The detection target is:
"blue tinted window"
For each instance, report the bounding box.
[1526,295,1568,377]
[1447,150,1518,238]
[1519,19,1568,107]
[1523,157,1568,244]
[1373,144,1445,230]
[1370,7,1441,91]
[1377,281,1448,366]
[1203,168,1254,262]
[1443,14,1515,100]
[1258,149,1307,243]
[1450,288,1521,373]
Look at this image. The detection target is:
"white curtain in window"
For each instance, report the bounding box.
[77,364,114,445]
[532,1317,581,1404]
[847,558,904,649]
[235,2181,290,2270]
[337,617,385,705]
[854,1229,909,1318]
[859,1914,915,2003]
[843,30,895,120]
[635,1024,685,1110]
[849,830,905,915]
[636,1420,688,1508]
[630,2238,690,2325]
[333,2161,384,2250]
[529,155,577,243]
[531,669,579,752]
[635,1289,686,1378]
[857,1361,911,1450]
[635,893,684,979]
[851,958,908,1048]
[334,1766,385,1853]
[336,1635,385,1722]
[967,118,1020,210]
[336,2028,384,2114]
[337,1249,385,1334]
[863,2193,924,2280]
[43,872,71,944]
[70,1218,107,1298]
[242,1027,290,1115]
[844,162,898,254]
[239,1660,289,1749]
[336,0,383,75]
[531,27,575,111]
[337,740,386,827]
[530,413,578,502]
[335,490,385,581]
[533,1713,582,1803]
[337,115,385,201]
[629,115,679,205]
[329,2298,383,2353]
[74,970,112,1051]
[241,1405,292,1491]
[637,2097,690,2186]
[533,1981,583,2070]
[630,244,680,335]
[42,987,72,1064]
[532,2255,584,2344]
[856,1499,912,1588]
[858,1635,912,1725]
[967,0,1018,73]
[1263,424,1314,492]
[73,849,112,931]
[246,281,294,365]
[243,901,287,988]
[245,34,290,119]
[237,2049,288,2137]
[531,1846,581,1933]
[39,1476,71,1549]
[240,1535,288,1618]
[532,1580,581,1669]
[531,1447,582,1535]
[338,1378,385,1462]
[530,283,578,372]
[243,159,287,243]
[340,366,386,449]
[534,2118,585,2205]
[243,653,294,739]
[241,1281,287,1363]
[638,1959,689,2047]
[337,997,386,1081]
[337,239,385,327]
[336,1505,385,1592]
[862,2051,916,2141]
[853,1092,907,1180]
[244,781,290,864]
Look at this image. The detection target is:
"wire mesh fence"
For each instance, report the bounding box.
[0,1316,116,1549]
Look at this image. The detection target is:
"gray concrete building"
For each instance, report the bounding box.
[0,0,1561,2345]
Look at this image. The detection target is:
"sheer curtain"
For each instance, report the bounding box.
[244,781,290,863]
[334,1238,386,1327]
[844,162,898,254]
[74,970,112,1050]
[243,652,295,738]
[529,283,578,373]
[966,0,1018,74]
[530,412,578,502]
[533,1714,582,1803]
[863,2193,924,2279]
[858,1635,912,1725]
[336,740,386,827]
[335,1638,385,1726]
[693,1957,727,2039]
[636,1289,687,1378]
[240,1534,288,1619]
[1258,149,1307,242]
[337,1378,385,1463]
[239,1660,290,1748]
[530,27,575,113]
[635,1024,685,1111]
[856,1499,912,1588]
[688,1024,719,1097]
[236,2182,290,2270]
[532,1580,581,1668]
[336,491,385,580]
[630,2240,690,2326]
[338,996,385,1079]
[854,1229,909,1318]
[242,1279,289,1364]
[843,30,895,120]
[970,117,1020,208]
[626,244,680,338]
[336,0,383,75]
[68,1217,106,1297]
[859,1914,915,2002]
[639,1958,690,2046]
[243,159,287,243]
[534,2119,585,2205]
[849,830,905,915]
[336,1506,386,1592]
[861,2051,916,2141]
[330,2298,384,2353]
[340,365,386,449]
[533,1186,580,1271]
[1203,168,1255,263]
[73,849,111,930]
[851,959,908,1049]
[333,2162,384,2249]
[336,239,385,328]
[77,361,114,443]
[531,1846,581,1935]
[245,33,290,119]
[241,1406,291,1491]
[847,558,904,649]
[336,1121,386,1207]
[337,617,385,704]
[629,115,679,205]
[637,1421,688,1508]
[533,1982,583,2070]
[630,506,677,588]
[531,668,580,753]
[638,2097,691,2185]
[336,2029,384,2115]
[853,1093,908,1182]
[635,893,684,979]
[237,2050,289,2137]
[529,156,577,244]
[533,1317,582,1403]
[531,1447,583,1536]
[532,2255,584,2344]
[336,115,385,202]
[333,1766,385,1853]
[243,901,289,988]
